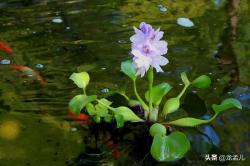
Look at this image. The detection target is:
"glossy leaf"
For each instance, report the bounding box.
[191,75,211,89]
[69,72,90,89]
[104,114,113,123]
[69,95,96,115]
[115,114,124,128]
[169,117,209,127]
[93,116,101,123]
[86,103,95,116]
[128,99,141,107]
[151,132,190,162]
[212,98,242,114]
[114,106,143,122]
[145,83,172,106]
[95,98,112,117]
[149,123,166,137]
[163,97,180,116]
[181,72,190,86]
[121,60,137,81]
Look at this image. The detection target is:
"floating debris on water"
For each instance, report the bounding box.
[35,64,44,69]
[101,67,106,70]
[100,88,109,93]
[158,4,167,12]
[27,74,33,78]
[0,59,10,64]
[177,17,194,27]
[118,40,126,44]
[71,127,78,132]
[66,26,70,30]
[52,18,63,23]
[192,90,197,94]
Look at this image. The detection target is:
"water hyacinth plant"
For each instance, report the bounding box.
[69,22,242,162]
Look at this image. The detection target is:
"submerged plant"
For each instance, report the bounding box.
[68,22,242,162]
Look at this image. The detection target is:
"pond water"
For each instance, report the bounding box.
[0,0,249,165]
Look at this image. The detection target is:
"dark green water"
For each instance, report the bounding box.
[0,0,249,165]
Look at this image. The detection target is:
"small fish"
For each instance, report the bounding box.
[10,64,46,86]
[0,41,13,55]
[67,111,92,126]
[112,150,121,158]
[106,139,121,158]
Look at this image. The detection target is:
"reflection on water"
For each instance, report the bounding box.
[0,0,249,165]
[0,120,20,140]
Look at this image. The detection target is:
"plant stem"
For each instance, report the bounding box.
[83,88,87,95]
[177,84,189,99]
[149,107,158,122]
[96,99,115,111]
[133,80,149,117]
[148,67,153,111]
[118,92,130,101]
[161,113,219,127]
[148,67,155,121]
[177,72,191,99]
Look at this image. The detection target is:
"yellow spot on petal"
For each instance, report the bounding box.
[0,120,20,140]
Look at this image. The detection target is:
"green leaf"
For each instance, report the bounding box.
[149,123,166,137]
[115,114,124,128]
[95,98,112,117]
[162,97,180,116]
[212,98,242,114]
[114,106,143,122]
[93,116,101,123]
[104,114,113,123]
[191,75,211,89]
[128,99,141,107]
[86,103,95,116]
[145,83,172,106]
[69,95,96,115]
[169,99,242,127]
[121,60,137,81]
[69,72,90,89]
[181,72,190,86]
[168,117,209,127]
[151,131,190,162]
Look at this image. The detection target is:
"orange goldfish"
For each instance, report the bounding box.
[0,41,13,55]
[10,64,46,86]
[67,111,92,126]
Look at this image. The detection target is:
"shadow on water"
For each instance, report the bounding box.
[0,0,249,165]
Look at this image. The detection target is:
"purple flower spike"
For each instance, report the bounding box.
[130,22,169,77]
[130,22,153,44]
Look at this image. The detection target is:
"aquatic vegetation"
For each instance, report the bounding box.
[69,22,242,162]
[130,22,168,77]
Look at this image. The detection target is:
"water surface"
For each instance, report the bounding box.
[0,0,249,165]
